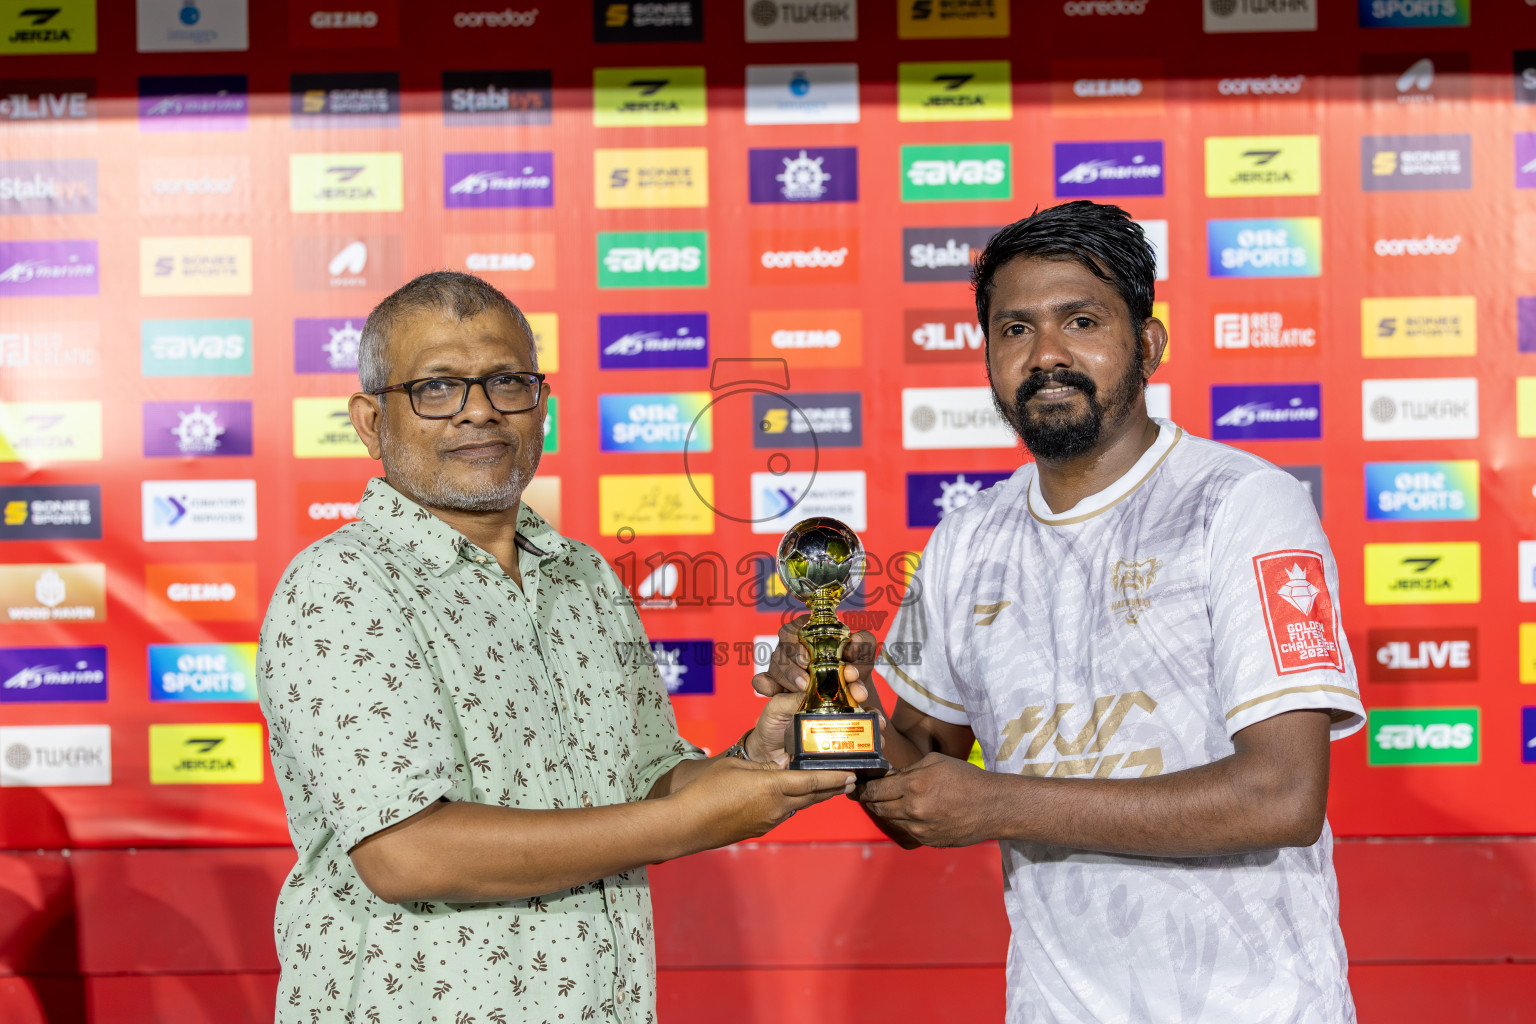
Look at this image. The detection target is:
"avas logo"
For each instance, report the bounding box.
[145,563,258,622]
[149,722,265,784]
[0,484,99,540]
[744,63,859,125]
[1204,135,1321,198]
[902,387,1015,450]
[1053,141,1164,198]
[1052,60,1165,116]
[0,563,105,623]
[592,66,706,127]
[1361,53,1469,106]
[0,322,100,380]
[748,147,857,204]
[295,481,364,539]
[143,401,253,458]
[0,401,102,462]
[1204,0,1315,32]
[598,393,712,453]
[138,155,248,216]
[444,233,555,291]
[292,235,402,292]
[291,72,399,128]
[598,312,708,370]
[897,61,1011,122]
[598,231,707,289]
[138,74,248,131]
[139,236,253,297]
[901,144,1010,201]
[598,474,714,536]
[906,309,985,363]
[752,391,862,449]
[745,0,857,42]
[1362,134,1471,192]
[445,151,553,209]
[749,309,862,367]
[750,229,858,285]
[0,240,99,297]
[1211,302,1319,352]
[1361,297,1475,358]
[441,70,551,126]
[1207,218,1322,278]
[1359,0,1468,28]
[141,318,252,377]
[141,479,258,542]
[1,0,95,53]
[1369,708,1478,766]
[750,470,867,535]
[0,645,106,703]
[290,1,399,48]
[293,317,362,374]
[0,77,96,128]
[0,724,111,786]
[1365,460,1478,522]
[1368,627,1477,682]
[1364,542,1480,605]
[292,398,368,458]
[290,153,403,213]
[906,470,1011,527]
[136,0,248,52]
[594,147,707,209]
[898,0,1008,38]
[0,158,96,215]
[1362,377,1478,441]
[149,643,258,702]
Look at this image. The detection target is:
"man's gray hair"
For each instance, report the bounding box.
[358,271,536,393]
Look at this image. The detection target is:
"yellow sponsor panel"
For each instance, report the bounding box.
[1153,300,1170,363]
[289,152,404,213]
[897,0,1009,38]
[525,313,559,373]
[293,398,370,458]
[1204,135,1321,198]
[1364,542,1480,605]
[897,61,1012,122]
[149,723,265,785]
[599,474,714,536]
[1521,623,1536,683]
[1519,378,1536,438]
[0,401,102,462]
[0,0,96,53]
[593,148,709,209]
[593,66,706,127]
[1361,297,1477,358]
[140,236,253,296]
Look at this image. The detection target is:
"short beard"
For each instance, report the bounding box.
[378,417,542,513]
[993,355,1145,462]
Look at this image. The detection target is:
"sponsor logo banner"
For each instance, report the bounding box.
[1205,135,1320,197]
[1518,51,1536,106]
[143,400,253,458]
[0,645,106,703]
[745,63,859,125]
[292,235,401,292]
[0,402,101,462]
[903,225,998,282]
[290,1,400,47]
[527,312,558,372]
[749,309,861,366]
[750,228,858,285]
[450,7,539,28]
[1369,707,1478,766]
[0,239,97,296]
[445,151,553,209]
[1359,0,1468,28]
[293,318,362,374]
[750,470,867,534]
[906,309,985,363]
[1212,302,1318,352]
[1205,0,1315,31]
[593,66,706,127]
[149,643,258,702]
[598,312,709,370]
[897,61,1011,122]
[598,230,707,289]
[1210,383,1322,440]
[1053,140,1163,197]
[0,158,95,214]
[1527,622,1536,683]
[137,0,247,51]
[1362,377,1478,440]
[1362,296,1475,358]
[295,482,362,539]
[1366,460,1478,522]
[1524,707,1536,764]
[1372,232,1463,258]
[1207,218,1321,279]
[140,236,252,296]
[599,393,712,453]
[748,146,857,204]
[1522,378,1536,439]
[599,474,714,536]
[290,152,402,213]
[1253,550,1345,674]
[138,154,248,216]
[145,563,258,622]
[647,639,716,695]
[1368,627,1477,682]
[1138,220,1169,281]
[745,0,857,41]
[543,396,559,454]
[141,318,252,377]
[1052,61,1165,116]
[1364,542,1480,605]
[142,479,257,542]
[138,74,247,131]
[902,143,1010,201]
[0,724,110,786]
[149,722,264,783]
[1212,73,1311,99]
[898,0,1008,37]
[1281,465,1323,515]
[1362,134,1471,191]
[0,322,99,380]
[752,391,862,449]
[906,470,1011,527]
[443,233,555,291]
[0,485,99,540]
[595,0,702,42]
[902,386,1015,449]
[1515,133,1536,190]
[0,563,105,623]
[1522,540,1536,603]
[0,77,95,131]
[594,148,706,209]
[442,70,551,126]
[1362,53,1469,105]
[1,0,95,54]
[292,398,367,458]
[290,71,400,128]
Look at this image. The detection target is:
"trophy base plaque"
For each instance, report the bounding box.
[787,710,892,779]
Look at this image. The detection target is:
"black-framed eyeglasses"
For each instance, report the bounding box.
[370,372,547,419]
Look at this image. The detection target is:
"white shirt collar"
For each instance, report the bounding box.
[1027,419,1183,525]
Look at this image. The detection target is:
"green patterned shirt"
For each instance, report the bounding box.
[258,477,699,1024]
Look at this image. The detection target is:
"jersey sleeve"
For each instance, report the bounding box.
[1208,469,1364,741]
[876,521,972,726]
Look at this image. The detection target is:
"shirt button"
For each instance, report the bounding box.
[582,793,593,808]
[616,990,626,1004]
[474,555,487,564]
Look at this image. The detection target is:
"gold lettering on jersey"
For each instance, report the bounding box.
[1109,556,1161,625]
[997,689,1163,777]
[973,600,1011,626]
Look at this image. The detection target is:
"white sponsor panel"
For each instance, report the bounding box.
[751,633,778,674]
[0,724,111,787]
[137,0,251,51]
[1361,378,1478,441]
[902,387,1017,450]
[745,0,857,41]
[1145,382,1171,420]
[141,479,258,542]
[745,64,860,125]
[1137,219,1169,280]
[750,470,867,534]
[1520,541,1536,603]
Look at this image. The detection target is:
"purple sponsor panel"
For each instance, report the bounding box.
[294,317,364,373]
[906,470,1013,528]
[1520,297,1536,353]
[0,645,107,703]
[598,313,709,369]
[1211,383,1322,440]
[443,152,554,208]
[747,147,859,204]
[137,75,249,132]
[1054,141,1165,197]
[142,400,254,457]
[1517,133,1536,189]
[0,240,98,297]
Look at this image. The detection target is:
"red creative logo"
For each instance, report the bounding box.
[1252,550,1345,675]
[1367,627,1477,682]
[749,229,859,286]
[1210,300,1319,352]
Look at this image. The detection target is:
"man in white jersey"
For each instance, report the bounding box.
[753,201,1363,1023]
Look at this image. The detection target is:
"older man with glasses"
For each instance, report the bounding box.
[256,271,851,1024]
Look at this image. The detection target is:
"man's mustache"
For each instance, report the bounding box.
[1015,369,1099,404]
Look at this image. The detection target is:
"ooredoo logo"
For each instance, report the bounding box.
[750,229,858,285]
[295,482,364,539]
[145,563,258,622]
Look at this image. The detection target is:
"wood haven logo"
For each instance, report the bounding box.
[1253,550,1345,674]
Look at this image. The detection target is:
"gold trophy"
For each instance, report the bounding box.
[777,517,892,779]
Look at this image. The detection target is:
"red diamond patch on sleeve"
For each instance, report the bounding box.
[1252,550,1345,675]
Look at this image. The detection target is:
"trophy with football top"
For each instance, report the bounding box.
[777,517,892,779]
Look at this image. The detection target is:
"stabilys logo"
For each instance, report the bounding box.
[599,393,711,453]
[1369,707,1478,767]
[902,143,1010,201]
[1362,134,1471,191]
[751,228,857,284]
[291,71,399,127]
[598,230,707,288]
[292,235,401,292]
[149,722,264,783]
[138,74,247,130]
[745,63,859,125]
[1210,383,1322,440]
[598,312,709,370]
[1212,302,1318,351]
[142,479,257,542]
[1207,218,1322,278]
[594,147,707,209]
[746,0,857,41]
[1362,377,1478,441]
[1518,51,1536,106]
[0,645,106,703]
[1364,542,1480,605]
[293,317,362,374]
[1054,140,1164,197]
[905,309,985,363]
[1253,550,1345,673]
[149,643,258,702]
[1362,297,1475,358]
[0,563,105,622]
[143,400,252,458]
[0,401,101,462]
[290,152,403,213]
[749,309,862,367]
[902,386,1015,450]
[141,318,251,377]
[2,0,95,53]
[0,158,95,215]
[139,236,252,297]
[748,146,857,204]
[903,225,999,283]
[444,151,552,209]
[1205,0,1314,31]
[145,563,258,622]
[598,474,714,536]
[593,66,706,127]
[906,471,1010,528]
[1282,465,1324,515]
[596,1,702,41]
[752,391,862,449]
[1368,627,1476,682]
[1205,135,1320,197]
[899,0,1007,37]
[1365,460,1478,521]
[442,70,550,126]
[0,724,110,786]
[0,240,98,297]
[292,397,367,458]
[138,0,248,51]
[1359,0,1467,28]
[898,61,1011,122]
[0,484,99,540]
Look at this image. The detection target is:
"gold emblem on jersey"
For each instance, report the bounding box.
[973,600,1011,626]
[1109,557,1161,625]
[996,689,1164,778]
